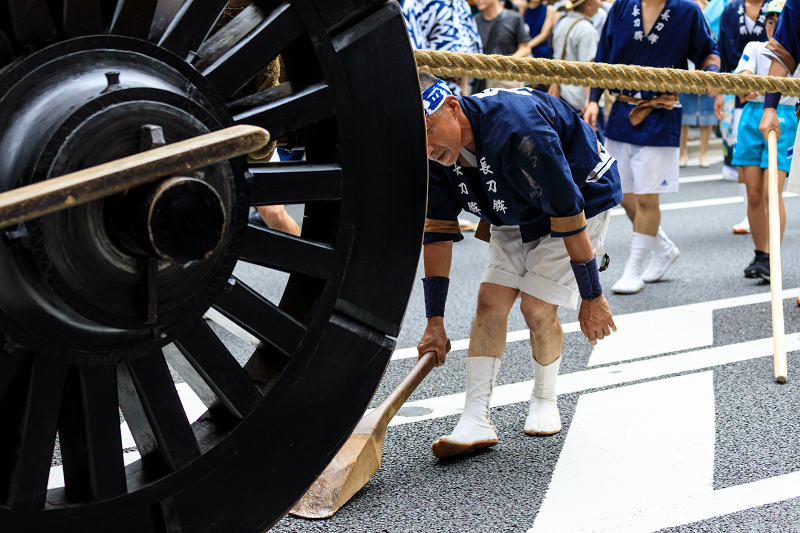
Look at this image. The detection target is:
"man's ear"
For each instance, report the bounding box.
[444,95,460,116]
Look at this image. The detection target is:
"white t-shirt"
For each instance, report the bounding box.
[735,41,799,106]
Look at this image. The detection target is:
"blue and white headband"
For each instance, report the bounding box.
[422,78,452,116]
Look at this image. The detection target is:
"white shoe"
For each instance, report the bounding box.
[732,216,750,234]
[642,227,680,283]
[612,232,654,294]
[722,165,739,181]
[432,357,501,459]
[525,356,561,436]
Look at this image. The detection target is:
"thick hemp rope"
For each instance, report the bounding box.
[415,49,800,97]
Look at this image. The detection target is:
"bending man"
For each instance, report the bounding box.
[417,73,621,459]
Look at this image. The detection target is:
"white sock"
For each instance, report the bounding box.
[652,226,676,253]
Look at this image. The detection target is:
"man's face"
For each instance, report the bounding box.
[425,99,463,166]
[475,0,496,11]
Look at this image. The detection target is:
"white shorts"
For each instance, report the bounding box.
[605,139,680,195]
[480,211,611,311]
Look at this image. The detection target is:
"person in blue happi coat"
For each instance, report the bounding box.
[415,72,621,459]
[584,0,720,295]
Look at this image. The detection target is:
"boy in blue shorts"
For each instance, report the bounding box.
[731,0,797,280]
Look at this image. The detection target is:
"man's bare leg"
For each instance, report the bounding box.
[257,205,301,236]
[432,283,517,459]
[632,193,660,236]
[520,295,563,435]
[734,167,751,233]
[744,165,768,252]
[467,283,520,359]
[762,168,787,243]
[621,192,637,222]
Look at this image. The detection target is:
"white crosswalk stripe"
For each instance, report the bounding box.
[392,288,800,361]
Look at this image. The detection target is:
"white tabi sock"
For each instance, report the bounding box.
[525,356,562,435]
[642,226,680,283]
[432,357,501,459]
[611,232,655,294]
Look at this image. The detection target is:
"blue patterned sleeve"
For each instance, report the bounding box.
[688,1,719,67]
[422,0,482,53]
[400,0,428,49]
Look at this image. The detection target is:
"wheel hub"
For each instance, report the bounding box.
[0,37,248,363]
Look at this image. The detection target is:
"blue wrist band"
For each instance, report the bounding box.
[423,276,449,318]
[764,92,781,109]
[571,257,603,300]
[589,87,603,103]
[703,64,720,73]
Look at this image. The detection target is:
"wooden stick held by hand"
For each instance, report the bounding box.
[768,130,787,383]
[289,340,451,519]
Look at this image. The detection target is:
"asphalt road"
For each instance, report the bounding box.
[269,156,800,533]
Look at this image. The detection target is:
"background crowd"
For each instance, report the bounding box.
[400,0,799,284]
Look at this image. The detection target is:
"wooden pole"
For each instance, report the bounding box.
[290,341,450,519]
[768,130,788,383]
[0,125,270,229]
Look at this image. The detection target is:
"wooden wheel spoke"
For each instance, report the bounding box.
[233,82,333,141]
[248,163,343,205]
[212,277,306,356]
[109,0,158,39]
[0,344,28,401]
[0,355,69,509]
[62,0,104,38]
[201,3,305,100]
[148,0,184,42]
[169,319,262,420]
[117,353,200,473]
[2,0,57,49]
[157,0,229,61]
[58,365,126,501]
[240,226,334,280]
[193,4,268,72]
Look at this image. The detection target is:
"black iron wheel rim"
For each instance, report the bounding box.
[0,1,428,532]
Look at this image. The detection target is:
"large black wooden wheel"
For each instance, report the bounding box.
[0,1,427,531]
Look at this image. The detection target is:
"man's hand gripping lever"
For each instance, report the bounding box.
[418,316,450,366]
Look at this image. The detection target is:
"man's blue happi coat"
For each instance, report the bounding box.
[425,88,622,245]
[594,0,718,147]
[718,0,768,73]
